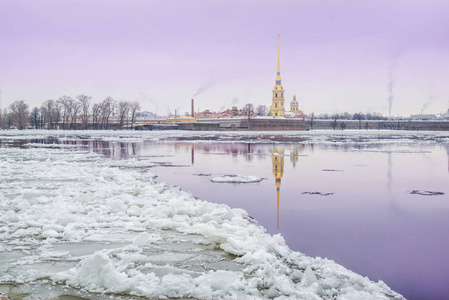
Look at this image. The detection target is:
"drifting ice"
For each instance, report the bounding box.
[211,175,263,183]
[0,143,404,299]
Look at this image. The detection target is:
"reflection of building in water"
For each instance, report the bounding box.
[272,148,284,228]
[86,140,140,159]
[290,148,298,169]
[289,145,304,169]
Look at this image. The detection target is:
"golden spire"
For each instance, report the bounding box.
[276,34,281,85]
[277,34,280,74]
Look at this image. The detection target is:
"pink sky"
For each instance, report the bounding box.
[1,0,448,116]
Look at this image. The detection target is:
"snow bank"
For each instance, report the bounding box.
[0,144,404,299]
[211,175,263,183]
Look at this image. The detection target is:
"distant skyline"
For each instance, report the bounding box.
[1,0,448,116]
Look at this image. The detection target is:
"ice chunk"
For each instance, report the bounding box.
[211,175,262,183]
[409,190,444,196]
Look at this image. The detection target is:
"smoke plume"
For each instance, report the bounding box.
[420,97,435,114]
[192,79,217,98]
[387,67,394,118]
[139,92,158,114]
[420,84,435,114]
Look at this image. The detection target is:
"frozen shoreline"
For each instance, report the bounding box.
[1,128,449,145]
[0,131,408,299]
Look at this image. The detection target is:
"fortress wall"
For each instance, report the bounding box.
[175,119,449,131]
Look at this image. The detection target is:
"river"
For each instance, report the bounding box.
[1,130,448,300]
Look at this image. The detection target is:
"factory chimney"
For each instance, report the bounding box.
[191,99,195,118]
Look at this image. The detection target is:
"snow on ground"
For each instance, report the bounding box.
[211,175,263,183]
[0,131,409,299]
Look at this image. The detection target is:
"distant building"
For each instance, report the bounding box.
[165,116,196,123]
[284,93,305,118]
[410,114,437,120]
[290,93,300,114]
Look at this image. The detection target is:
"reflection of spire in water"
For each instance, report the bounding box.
[191,145,194,165]
[272,147,284,228]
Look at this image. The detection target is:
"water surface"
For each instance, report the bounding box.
[138,140,449,300]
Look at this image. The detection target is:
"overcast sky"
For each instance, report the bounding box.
[1,0,448,116]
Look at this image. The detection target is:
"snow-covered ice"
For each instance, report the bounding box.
[211,175,263,183]
[0,131,407,299]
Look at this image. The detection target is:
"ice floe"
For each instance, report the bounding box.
[211,175,263,183]
[302,192,335,196]
[409,190,445,196]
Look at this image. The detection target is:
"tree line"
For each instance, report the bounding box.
[307,111,388,130]
[315,112,387,121]
[0,96,141,130]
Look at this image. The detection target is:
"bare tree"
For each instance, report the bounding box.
[30,107,40,129]
[353,112,365,129]
[255,105,269,116]
[39,106,47,129]
[53,101,62,129]
[91,103,101,129]
[100,97,115,129]
[42,99,55,129]
[0,109,3,129]
[77,95,91,130]
[129,101,141,129]
[242,103,254,119]
[70,101,81,129]
[318,113,330,119]
[331,114,339,130]
[117,100,130,129]
[58,95,74,129]
[9,100,29,129]
[308,112,316,130]
[0,108,7,129]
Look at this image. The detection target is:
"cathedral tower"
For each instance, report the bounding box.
[290,93,299,114]
[270,34,285,117]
